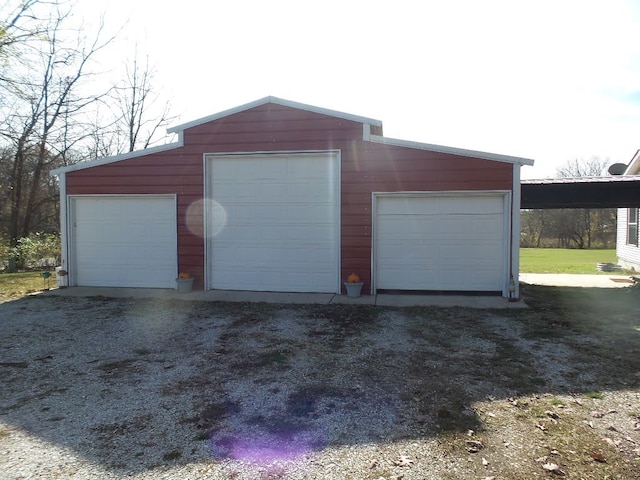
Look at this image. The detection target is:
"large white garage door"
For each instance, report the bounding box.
[71,196,177,288]
[375,193,508,292]
[207,152,340,293]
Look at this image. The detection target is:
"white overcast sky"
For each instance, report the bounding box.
[79,0,640,179]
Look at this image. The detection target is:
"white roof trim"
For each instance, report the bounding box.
[167,96,383,133]
[624,149,640,175]
[367,135,535,166]
[50,137,183,176]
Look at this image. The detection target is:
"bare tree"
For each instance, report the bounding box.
[520,209,547,247]
[521,157,616,249]
[82,49,177,158]
[555,157,615,248]
[0,0,43,61]
[556,156,610,178]
[118,50,176,152]
[0,1,114,269]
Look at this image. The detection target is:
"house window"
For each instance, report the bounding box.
[628,208,639,245]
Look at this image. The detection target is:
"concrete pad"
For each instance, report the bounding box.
[519,273,635,288]
[185,290,335,304]
[376,294,527,309]
[43,287,523,308]
[45,287,336,304]
[46,287,173,299]
[330,294,376,305]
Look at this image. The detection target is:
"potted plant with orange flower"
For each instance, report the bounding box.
[344,273,363,298]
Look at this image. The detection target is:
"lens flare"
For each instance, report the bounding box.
[211,428,325,463]
[186,199,227,238]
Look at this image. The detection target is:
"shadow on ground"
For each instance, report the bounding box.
[0,284,639,475]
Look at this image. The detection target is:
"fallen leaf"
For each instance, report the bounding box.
[542,462,566,475]
[605,437,620,448]
[465,440,484,453]
[393,455,414,467]
[590,452,606,463]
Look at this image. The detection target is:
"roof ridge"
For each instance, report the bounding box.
[167,96,383,133]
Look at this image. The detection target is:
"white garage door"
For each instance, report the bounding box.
[375,193,508,292]
[207,152,339,293]
[71,196,177,288]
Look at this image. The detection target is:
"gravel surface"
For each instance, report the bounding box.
[1,293,639,479]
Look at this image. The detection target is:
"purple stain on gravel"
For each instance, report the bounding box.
[211,430,324,462]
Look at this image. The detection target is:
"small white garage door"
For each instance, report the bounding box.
[375,193,508,292]
[70,196,177,288]
[207,152,340,293]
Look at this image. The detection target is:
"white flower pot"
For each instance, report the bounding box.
[344,282,363,298]
[176,277,194,293]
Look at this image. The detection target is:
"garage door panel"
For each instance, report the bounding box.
[72,197,176,288]
[378,195,505,216]
[437,196,503,214]
[208,153,339,293]
[287,157,331,177]
[288,183,333,201]
[375,194,507,292]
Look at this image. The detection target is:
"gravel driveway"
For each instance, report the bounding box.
[1,291,639,479]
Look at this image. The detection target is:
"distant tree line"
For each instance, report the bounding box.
[521,157,617,249]
[0,0,175,271]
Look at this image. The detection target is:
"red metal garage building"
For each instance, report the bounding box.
[52,97,533,297]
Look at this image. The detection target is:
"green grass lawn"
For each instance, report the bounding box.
[0,271,56,300]
[520,248,620,274]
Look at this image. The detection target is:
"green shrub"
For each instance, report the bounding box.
[1,233,61,270]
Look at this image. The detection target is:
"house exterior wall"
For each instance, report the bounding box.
[65,102,514,292]
[617,207,640,270]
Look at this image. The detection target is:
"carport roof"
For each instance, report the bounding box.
[521,176,640,208]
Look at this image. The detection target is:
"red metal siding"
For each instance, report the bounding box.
[65,101,514,293]
[340,141,513,291]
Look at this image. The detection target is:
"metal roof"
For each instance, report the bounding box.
[521,175,640,209]
[522,175,640,184]
[168,96,384,133]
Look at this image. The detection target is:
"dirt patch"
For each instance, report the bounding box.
[0,287,639,479]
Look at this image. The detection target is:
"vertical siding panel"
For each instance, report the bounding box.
[617,207,640,270]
